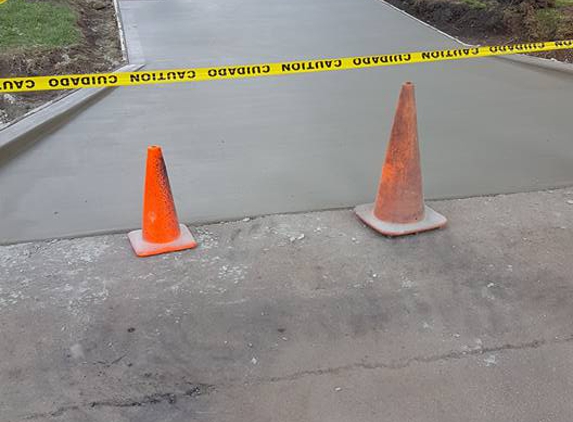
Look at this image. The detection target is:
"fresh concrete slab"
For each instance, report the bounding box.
[0,0,572,244]
[0,64,144,160]
[1,188,573,421]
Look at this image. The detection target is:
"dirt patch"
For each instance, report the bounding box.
[385,0,573,62]
[0,0,124,126]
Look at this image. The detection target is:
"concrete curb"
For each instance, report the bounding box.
[499,53,573,75]
[378,0,573,75]
[0,0,145,160]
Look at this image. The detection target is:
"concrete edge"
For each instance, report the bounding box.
[119,2,145,65]
[0,63,143,160]
[2,184,573,247]
[498,53,573,74]
[0,0,146,159]
[113,0,128,62]
[377,0,573,75]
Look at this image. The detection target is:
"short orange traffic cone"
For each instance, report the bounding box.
[128,145,197,257]
[354,82,446,236]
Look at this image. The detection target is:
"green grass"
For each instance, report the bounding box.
[535,8,561,37]
[0,0,81,50]
[536,8,561,25]
[555,0,573,7]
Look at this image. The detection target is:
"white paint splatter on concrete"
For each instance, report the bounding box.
[217,264,248,284]
[484,355,497,366]
[64,277,110,316]
[194,229,219,250]
[59,238,111,264]
[271,223,306,243]
[0,287,30,309]
[481,286,495,300]
[401,277,414,289]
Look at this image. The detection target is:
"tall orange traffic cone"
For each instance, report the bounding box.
[128,145,197,257]
[354,82,446,236]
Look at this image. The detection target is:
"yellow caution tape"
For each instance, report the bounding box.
[1,40,572,93]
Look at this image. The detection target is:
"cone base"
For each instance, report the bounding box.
[128,224,197,257]
[354,204,447,237]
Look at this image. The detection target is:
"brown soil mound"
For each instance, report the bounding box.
[386,0,573,62]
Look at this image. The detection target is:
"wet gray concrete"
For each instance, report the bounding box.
[2,189,573,421]
[0,0,572,243]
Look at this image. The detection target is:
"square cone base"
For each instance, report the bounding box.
[354,203,447,237]
[128,224,198,257]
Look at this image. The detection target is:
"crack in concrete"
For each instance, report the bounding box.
[19,335,573,419]
[259,334,573,384]
[94,353,127,367]
[23,384,213,420]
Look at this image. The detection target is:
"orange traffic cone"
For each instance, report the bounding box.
[354,82,446,236]
[128,145,197,257]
